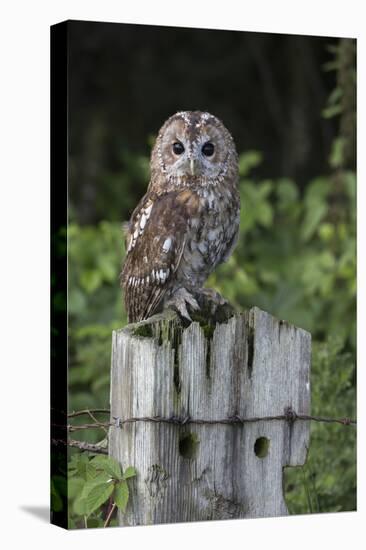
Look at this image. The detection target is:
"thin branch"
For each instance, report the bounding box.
[86,410,108,436]
[67,409,110,418]
[66,422,110,432]
[69,438,108,454]
[104,502,117,528]
[52,438,108,454]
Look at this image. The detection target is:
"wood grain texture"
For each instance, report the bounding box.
[109,307,311,525]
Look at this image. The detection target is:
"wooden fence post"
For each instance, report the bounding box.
[109,306,311,525]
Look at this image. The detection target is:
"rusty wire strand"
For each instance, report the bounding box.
[56,407,356,432]
[51,408,355,453]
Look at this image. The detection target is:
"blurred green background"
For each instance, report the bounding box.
[66,22,356,523]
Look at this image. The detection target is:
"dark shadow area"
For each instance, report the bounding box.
[68,20,340,225]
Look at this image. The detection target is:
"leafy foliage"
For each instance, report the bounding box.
[67,145,355,522]
[67,39,356,519]
[68,221,126,430]
[284,336,356,514]
[68,454,136,528]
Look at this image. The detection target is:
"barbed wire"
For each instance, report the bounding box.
[51,407,355,454]
[56,406,356,433]
[112,409,356,427]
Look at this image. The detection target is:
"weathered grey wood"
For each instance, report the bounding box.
[109,307,311,525]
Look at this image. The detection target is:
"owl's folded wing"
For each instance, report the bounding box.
[121,190,198,322]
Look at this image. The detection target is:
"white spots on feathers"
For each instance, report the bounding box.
[162,237,172,253]
[201,188,217,210]
[128,269,169,288]
[176,111,192,126]
[201,112,212,122]
[127,202,154,252]
[144,204,153,218]
[194,112,212,128]
[140,214,147,230]
[157,141,167,174]
[151,267,170,285]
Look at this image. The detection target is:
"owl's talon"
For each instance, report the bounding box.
[199,288,228,306]
[165,288,200,322]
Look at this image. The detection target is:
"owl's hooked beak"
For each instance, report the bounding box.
[189,158,196,176]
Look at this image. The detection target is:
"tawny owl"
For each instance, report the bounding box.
[121,110,240,323]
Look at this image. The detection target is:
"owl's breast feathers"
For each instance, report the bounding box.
[121,185,239,322]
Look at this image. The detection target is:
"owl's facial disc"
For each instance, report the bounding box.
[161,124,224,180]
[154,111,235,184]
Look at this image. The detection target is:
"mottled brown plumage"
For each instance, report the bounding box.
[121,111,240,323]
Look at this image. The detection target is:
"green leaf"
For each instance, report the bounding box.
[122,466,137,479]
[73,496,88,516]
[68,477,85,500]
[327,86,343,105]
[318,223,335,242]
[238,150,263,176]
[87,517,104,528]
[81,472,112,498]
[68,453,97,480]
[68,288,87,315]
[90,456,122,480]
[114,480,129,512]
[258,180,273,199]
[97,254,117,281]
[80,269,102,293]
[256,202,273,227]
[322,104,343,119]
[276,178,298,208]
[83,481,114,516]
[301,202,327,242]
[323,60,340,72]
[329,137,346,168]
[304,177,330,205]
[343,171,356,204]
[300,178,330,242]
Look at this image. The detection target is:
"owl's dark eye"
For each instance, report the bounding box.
[202,142,215,157]
[172,141,185,155]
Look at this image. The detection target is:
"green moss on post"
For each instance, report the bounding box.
[133,324,153,338]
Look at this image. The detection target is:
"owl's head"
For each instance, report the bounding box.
[150,111,238,187]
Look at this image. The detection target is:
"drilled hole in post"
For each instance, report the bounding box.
[179,433,199,459]
[254,437,270,458]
